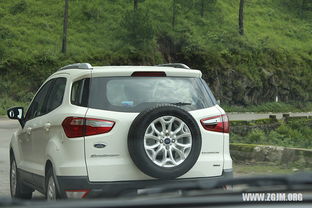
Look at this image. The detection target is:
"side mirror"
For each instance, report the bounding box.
[7,107,24,120]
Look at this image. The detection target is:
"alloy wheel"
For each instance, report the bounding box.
[144,116,192,167]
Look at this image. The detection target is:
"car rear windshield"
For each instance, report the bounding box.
[88,77,216,112]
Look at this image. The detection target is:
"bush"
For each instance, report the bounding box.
[10,0,27,15]
[0,0,312,109]
[231,119,312,149]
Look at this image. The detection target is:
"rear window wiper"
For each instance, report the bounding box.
[170,102,192,106]
[133,172,312,196]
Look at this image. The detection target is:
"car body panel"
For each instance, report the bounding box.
[91,66,202,78]
[84,106,224,182]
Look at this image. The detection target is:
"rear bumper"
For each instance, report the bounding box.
[57,169,233,198]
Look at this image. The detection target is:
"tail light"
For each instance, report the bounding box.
[62,117,115,138]
[131,71,166,77]
[200,114,229,133]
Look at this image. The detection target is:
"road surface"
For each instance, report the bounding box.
[228,112,312,121]
[0,112,311,199]
[0,119,44,199]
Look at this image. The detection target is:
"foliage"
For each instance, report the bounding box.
[0,95,29,116]
[231,119,312,149]
[0,0,311,111]
[119,9,157,62]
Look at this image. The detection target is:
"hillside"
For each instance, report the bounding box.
[0,0,312,111]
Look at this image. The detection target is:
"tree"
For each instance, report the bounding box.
[300,0,309,17]
[134,0,138,10]
[133,0,145,10]
[200,0,205,17]
[120,10,154,50]
[172,0,176,29]
[61,0,69,54]
[197,0,217,17]
[238,0,245,35]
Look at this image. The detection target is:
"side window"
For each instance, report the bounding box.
[71,78,89,107]
[200,78,217,105]
[44,77,67,114]
[24,80,52,122]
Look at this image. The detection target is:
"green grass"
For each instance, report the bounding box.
[0,0,312,106]
[231,118,312,149]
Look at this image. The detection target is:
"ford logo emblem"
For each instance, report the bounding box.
[94,143,106,148]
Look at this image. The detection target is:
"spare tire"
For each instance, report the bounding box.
[128,105,202,179]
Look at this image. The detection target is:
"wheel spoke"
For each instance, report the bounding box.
[151,146,164,160]
[168,147,178,165]
[166,117,174,132]
[175,142,191,150]
[159,118,167,132]
[145,142,160,150]
[145,134,159,141]
[159,149,172,166]
[151,123,161,136]
[175,132,191,139]
[172,145,186,160]
[47,177,56,200]
[172,122,184,135]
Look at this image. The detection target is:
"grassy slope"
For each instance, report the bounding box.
[1,0,311,64]
[0,0,311,113]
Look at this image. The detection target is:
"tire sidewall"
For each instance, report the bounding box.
[10,156,32,199]
[45,168,59,200]
[10,158,17,197]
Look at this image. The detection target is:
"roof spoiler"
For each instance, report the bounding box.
[58,63,92,71]
[156,63,190,69]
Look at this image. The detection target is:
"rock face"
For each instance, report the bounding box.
[231,143,312,168]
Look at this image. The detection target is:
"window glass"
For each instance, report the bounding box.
[45,78,66,113]
[24,80,52,121]
[71,78,89,107]
[89,77,214,112]
[200,78,217,105]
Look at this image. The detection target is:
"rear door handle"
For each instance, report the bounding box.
[26,127,32,135]
[44,122,51,132]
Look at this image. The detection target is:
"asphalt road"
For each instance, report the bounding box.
[0,112,311,199]
[0,119,13,198]
[228,112,312,121]
[0,119,44,199]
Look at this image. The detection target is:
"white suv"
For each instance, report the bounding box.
[7,63,232,200]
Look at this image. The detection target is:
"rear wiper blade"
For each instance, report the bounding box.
[170,102,192,106]
[135,172,312,196]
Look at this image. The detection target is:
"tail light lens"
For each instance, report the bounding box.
[131,71,166,77]
[62,117,115,138]
[200,114,229,133]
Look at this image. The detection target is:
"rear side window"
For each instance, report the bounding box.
[44,77,67,114]
[200,78,217,105]
[88,77,214,112]
[71,78,90,107]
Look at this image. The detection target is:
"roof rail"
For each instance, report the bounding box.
[156,63,190,69]
[58,63,92,71]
